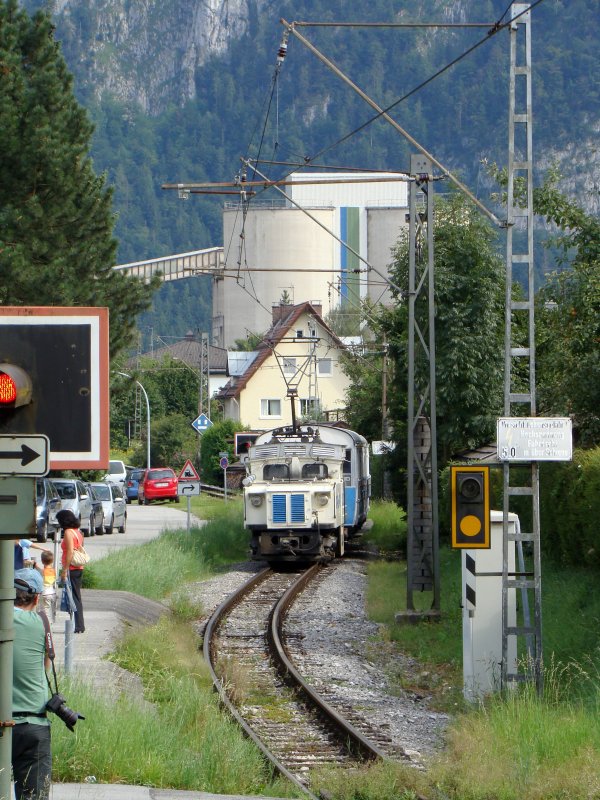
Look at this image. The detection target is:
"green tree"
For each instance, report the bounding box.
[149,413,197,472]
[534,176,600,446]
[199,419,238,485]
[344,193,505,469]
[0,0,157,356]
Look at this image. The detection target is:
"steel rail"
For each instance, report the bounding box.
[269,564,388,761]
[202,566,321,800]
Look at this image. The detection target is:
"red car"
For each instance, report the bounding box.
[138,468,179,504]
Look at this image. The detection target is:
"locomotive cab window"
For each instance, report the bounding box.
[263,464,290,480]
[302,462,328,480]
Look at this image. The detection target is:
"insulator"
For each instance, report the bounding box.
[276,42,287,63]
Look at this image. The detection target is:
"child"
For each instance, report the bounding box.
[40,549,57,621]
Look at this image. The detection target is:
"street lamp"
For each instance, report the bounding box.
[117,372,151,469]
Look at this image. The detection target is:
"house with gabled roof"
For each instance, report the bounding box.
[216,302,349,430]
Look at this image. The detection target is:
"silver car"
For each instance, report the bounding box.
[88,482,127,534]
[50,478,93,536]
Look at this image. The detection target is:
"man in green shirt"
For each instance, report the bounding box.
[12,568,51,800]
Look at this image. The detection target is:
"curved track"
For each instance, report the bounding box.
[203,562,390,798]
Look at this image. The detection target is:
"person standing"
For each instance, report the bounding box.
[56,510,86,634]
[12,568,52,800]
[40,551,57,621]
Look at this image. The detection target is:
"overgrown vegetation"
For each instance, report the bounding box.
[71,499,600,799]
[364,502,600,799]
[52,621,295,797]
[84,499,247,596]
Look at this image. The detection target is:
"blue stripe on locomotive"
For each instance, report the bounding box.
[344,486,357,526]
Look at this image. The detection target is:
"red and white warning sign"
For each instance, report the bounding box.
[178,459,200,481]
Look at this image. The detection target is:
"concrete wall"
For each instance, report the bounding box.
[215,206,336,348]
[366,207,408,306]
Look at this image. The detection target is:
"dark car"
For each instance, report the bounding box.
[125,468,145,504]
[138,468,179,504]
[35,478,62,543]
[85,484,105,536]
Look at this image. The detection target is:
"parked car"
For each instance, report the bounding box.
[86,483,106,536]
[138,468,179,505]
[50,478,93,536]
[125,468,145,504]
[88,482,127,534]
[102,459,128,489]
[35,478,62,543]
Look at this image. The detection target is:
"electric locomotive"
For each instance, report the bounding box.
[242,423,370,564]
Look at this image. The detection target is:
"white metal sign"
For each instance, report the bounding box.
[496,417,572,462]
[178,481,201,496]
[0,435,49,476]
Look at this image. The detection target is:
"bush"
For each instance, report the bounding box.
[540,447,600,567]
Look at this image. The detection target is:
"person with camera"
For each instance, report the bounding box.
[56,509,86,634]
[12,568,52,800]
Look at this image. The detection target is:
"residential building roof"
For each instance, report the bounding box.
[216,302,345,401]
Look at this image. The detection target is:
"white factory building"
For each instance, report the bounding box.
[211,172,408,349]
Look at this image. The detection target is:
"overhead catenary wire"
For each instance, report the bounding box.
[282,0,545,177]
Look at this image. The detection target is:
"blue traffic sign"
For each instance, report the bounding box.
[220,456,229,470]
[191,413,213,434]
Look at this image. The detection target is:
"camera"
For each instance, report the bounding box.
[46,693,85,732]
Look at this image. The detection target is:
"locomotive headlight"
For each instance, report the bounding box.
[315,492,330,507]
[250,494,264,507]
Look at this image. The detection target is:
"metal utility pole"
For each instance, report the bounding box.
[405,155,440,615]
[199,332,210,417]
[502,3,542,691]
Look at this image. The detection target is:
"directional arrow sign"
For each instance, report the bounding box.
[0,435,49,476]
[177,482,201,496]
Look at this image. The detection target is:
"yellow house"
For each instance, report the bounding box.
[216,303,349,431]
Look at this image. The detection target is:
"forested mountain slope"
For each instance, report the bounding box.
[21,0,599,342]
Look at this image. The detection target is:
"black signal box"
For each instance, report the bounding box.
[234,432,261,456]
[0,308,109,469]
[451,465,491,549]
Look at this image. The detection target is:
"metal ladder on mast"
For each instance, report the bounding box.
[502,3,542,691]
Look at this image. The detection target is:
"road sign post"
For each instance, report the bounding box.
[219,455,229,502]
[178,461,201,531]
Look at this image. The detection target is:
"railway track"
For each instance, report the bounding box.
[203,561,400,799]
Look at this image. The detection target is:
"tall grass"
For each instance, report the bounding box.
[429,668,600,799]
[52,617,296,797]
[72,496,600,799]
[85,500,248,598]
[363,503,600,799]
[365,499,408,555]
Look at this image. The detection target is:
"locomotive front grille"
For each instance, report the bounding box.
[272,493,306,524]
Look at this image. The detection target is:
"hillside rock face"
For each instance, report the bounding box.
[51,0,266,113]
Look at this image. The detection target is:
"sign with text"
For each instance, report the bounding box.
[497,417,572,462]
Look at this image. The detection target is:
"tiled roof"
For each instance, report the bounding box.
[127,334,228,372]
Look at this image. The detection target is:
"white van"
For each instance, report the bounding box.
[103,459,127,487]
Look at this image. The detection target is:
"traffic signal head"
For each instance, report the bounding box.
[451,466,490,548]
[0,363,32,408]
